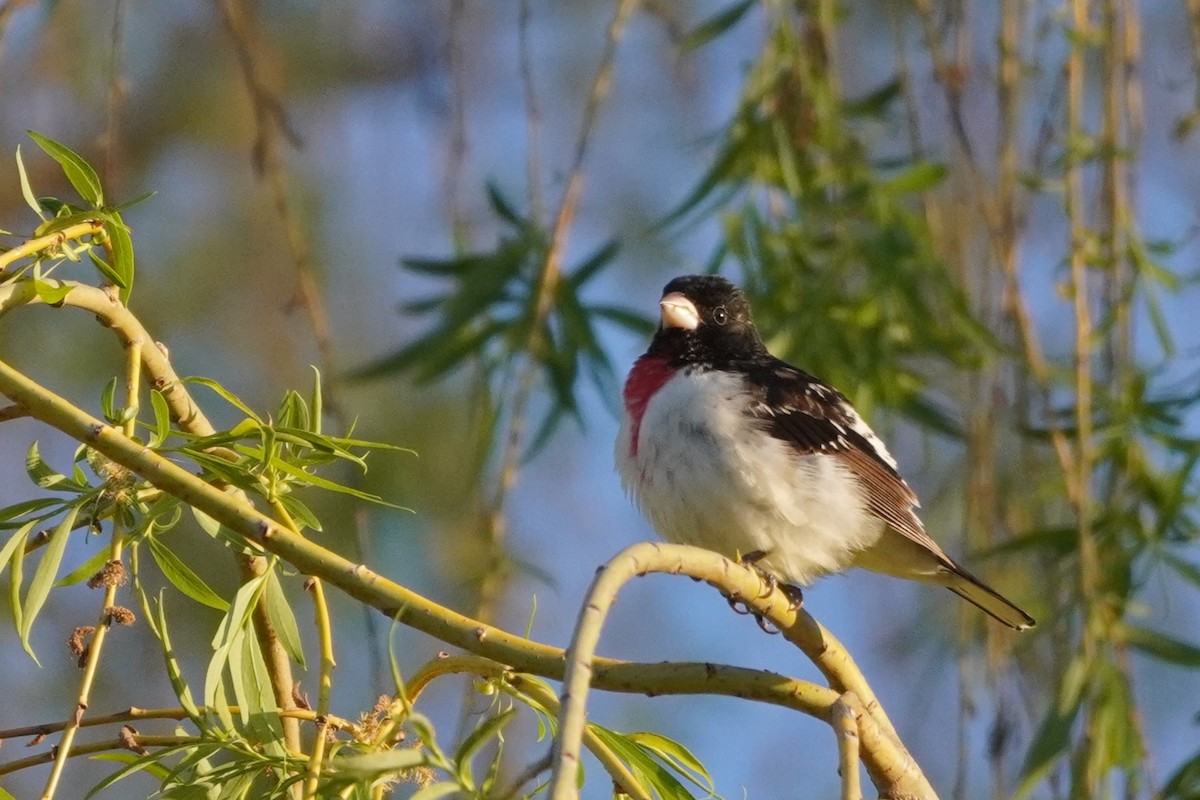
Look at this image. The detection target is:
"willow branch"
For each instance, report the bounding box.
[404,655,651,800]
[0,706,350,744]
[38,335,141,800]
[302,577,336,800]
[0,359,874,734]
[0,276,300,752]
[0,735,197,778]
[0,221,105,274]
[546,543,934,800]
[833,693,863,800]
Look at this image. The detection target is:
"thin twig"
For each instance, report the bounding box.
[833,693,863,800]
[446,0,471,244]
[0,735,197,778]
[0,403,28,422]
[493,752,553,800]
[0,221,105,275]
[103,0,127,191]
[0,705,349,743]
[519,0,545,222]
[37,337,141,799]
[214,0,338,411]
[302,577,336,799]
[472,0,637,628]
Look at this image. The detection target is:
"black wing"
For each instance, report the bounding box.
[740,361,957,565]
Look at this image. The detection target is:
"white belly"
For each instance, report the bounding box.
[615,369,885,585]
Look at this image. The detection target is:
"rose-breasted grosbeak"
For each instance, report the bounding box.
[616,275,1035,630]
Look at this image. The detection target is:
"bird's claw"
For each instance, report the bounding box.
[725,551,805,632]
[725,594,753,615]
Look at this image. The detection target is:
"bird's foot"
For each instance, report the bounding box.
[728,551,804,633]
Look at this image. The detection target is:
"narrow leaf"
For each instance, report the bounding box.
[100,210,135,302]
[263,568,306,668]
[1123,624,1200,667]
[148,535,230,611]
[15,145,47,219]
[28,131,104,206]
[54,546,111,588]
[32,278,73,305]
[455,709,516,774]
[680,0,755,51]
[149,389,172,448]
[21,505,81,660]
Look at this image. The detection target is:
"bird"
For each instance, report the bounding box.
[615,274,1035,630]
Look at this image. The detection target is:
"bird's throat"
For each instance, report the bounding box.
[623,354,674,456]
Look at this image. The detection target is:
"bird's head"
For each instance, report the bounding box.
[648,275,766,366]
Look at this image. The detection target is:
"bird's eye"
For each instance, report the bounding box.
[712,306,729,325]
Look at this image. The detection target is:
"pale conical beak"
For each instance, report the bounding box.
[659,292,700,331]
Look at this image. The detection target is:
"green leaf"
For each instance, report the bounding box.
[589,724,693,800]
[149,389,172,448]
[627,732,714,794]
[148,534,229,611]
[54,546,111,588]
[485,180,527,227]
[100,376,119,423]
[454,708,516,779]
[32,278,73,305]
[1123,624,1200,667]
[568,238,620,288]
[205,572,268,730]
[190,505,224,539]
[680,0,755,51]
[0,497,64,525]
[99,210,135,302]
[263,568,305,668]
[28,131,104,206]
[240,631,287,755]
[879,161,947,194]
[26,441,90,493]
[333,749,429,777]
[15,145,47,219]
[149,588,204,723]
[21,505,81,661]
[277,494,322,533]
[1163,750,1200,800]
[236,445,411,510]
[1015,657,1088,799]
[0,520,37,584]
[183,377,263,423]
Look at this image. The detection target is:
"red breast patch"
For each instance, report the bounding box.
[623,355,673,456]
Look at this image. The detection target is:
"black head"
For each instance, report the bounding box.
[647,275,766,367]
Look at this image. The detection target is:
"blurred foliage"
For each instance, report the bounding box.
[668,2,988,434]
[352,182,651,454]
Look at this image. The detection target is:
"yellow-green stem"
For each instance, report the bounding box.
[0,221,104,273]
[302,577,336,799]
[39,522,126,800]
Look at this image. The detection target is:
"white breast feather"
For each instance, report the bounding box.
[616,370,887,585]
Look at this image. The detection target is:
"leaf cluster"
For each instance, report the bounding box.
[671,2,987,433]
[2,132,146,303]
[351,182,651,453]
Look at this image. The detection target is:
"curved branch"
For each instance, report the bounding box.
[0,361,934,799]
[547,542,934,800]
[0,362,838,712]
[0,276,301,750]
[0,279,212,433]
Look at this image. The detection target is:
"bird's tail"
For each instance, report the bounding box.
[944,567,1036,631]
